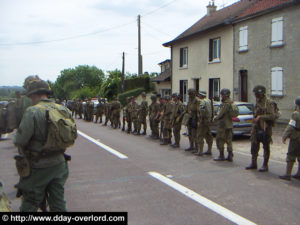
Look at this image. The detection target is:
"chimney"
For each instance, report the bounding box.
[207,0,217,16]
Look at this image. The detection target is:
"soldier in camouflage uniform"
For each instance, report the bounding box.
[104,100,111,126]
[137,93,148,135]
[130,97,139,134]
[95,98,105,123]
[279,97,300,180]
[111,97,121,129]
[197,91,214,155]
[185,89,199,151]
[87,98,94,122]
[71,99,77,118]
[158,95,166,142]
[13,77,70,212]
[213,89,234,161]
[149,95,160,139]
[194,91,213,156]
[122,97,130,132]
[246,85,275,172]
[160,96,174,145]
[170,93,185,148]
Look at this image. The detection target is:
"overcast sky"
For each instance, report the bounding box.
[0,0,239,86]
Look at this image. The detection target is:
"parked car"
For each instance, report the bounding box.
[211,101,254,135]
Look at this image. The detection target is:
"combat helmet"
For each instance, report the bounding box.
[253,85,266,95]
[198,91,207,97]
[172,93,179,98]
[220,88,231,97]
[141,92,146,97]
[295,96,300,107]
[150,95,157,100]
[26,79,53,97]
[23,75,40,90]
[188,88,196,96]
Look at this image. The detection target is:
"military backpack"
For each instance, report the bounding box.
[37,102,77,154]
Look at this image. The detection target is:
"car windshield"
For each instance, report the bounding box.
[238,105,253,115]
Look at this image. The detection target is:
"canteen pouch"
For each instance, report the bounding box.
[14,155,30,177]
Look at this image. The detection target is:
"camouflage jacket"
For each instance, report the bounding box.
[149,102,160,120]
[214,98,233,129]
[171,101,185,124]
[283,110,300,140]
[13,99,66,168]
[253,96,275,132]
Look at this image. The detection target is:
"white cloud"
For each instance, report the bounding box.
[0,0,239,86]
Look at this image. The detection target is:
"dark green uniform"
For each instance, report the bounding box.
[161,100,174,145]
[149,100,160,139]
[138,99,148,135]
[214,98,233,160]
[195,99,212,156]
[279,108,300,180]
[95,101,105,123]
[171,100,185,147]
[14,99,69,212]
[130,102,139,134]
[248,96,275,171]
[185,95,199,151]
[111,100,121,129]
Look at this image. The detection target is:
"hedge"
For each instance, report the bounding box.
[118,87,145,106]
[124,77,150,92]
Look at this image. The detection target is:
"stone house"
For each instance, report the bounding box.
[232,0,300,121]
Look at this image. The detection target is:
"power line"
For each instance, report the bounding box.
[0,0,180,47]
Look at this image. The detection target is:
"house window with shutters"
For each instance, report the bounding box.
[180,47,188,68]
[239,26,248,52]
[209,38,221,63]
[271,67,283,96]
[271,17,284,47]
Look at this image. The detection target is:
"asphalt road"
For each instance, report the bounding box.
[1,119,300,225]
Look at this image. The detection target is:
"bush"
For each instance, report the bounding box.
[124,77,150,92]
[118,88,145,106]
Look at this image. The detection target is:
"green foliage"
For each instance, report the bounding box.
[51,65,105,100]
[100,69,122,101]
[118,88,145,106]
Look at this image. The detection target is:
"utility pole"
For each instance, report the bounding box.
[137,15,143,76]
[121,52,125,92]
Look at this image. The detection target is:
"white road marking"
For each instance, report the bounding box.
[77,130,128,159]
[148,171,257,225]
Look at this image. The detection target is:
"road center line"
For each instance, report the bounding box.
[77,130,128,159]
[148,171,257,225]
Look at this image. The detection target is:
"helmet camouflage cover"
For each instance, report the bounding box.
[253,85,266,95]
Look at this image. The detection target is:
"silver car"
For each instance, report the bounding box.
[212,101,254,135]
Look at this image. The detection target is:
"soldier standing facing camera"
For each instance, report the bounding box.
[246,85,275,172]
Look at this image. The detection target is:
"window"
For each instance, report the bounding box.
[180,47,188,68]
[271,17,283,47]
[180,80,188,103]
[209,78,220,101]
[209,38,220,62]
[271,67,283,96]
[239,26,248,51]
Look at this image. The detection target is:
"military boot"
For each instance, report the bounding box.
[204,143,212,155]
[160,139,168,145]
[185,146,194,151]
[226,151,234,162]
[245,156,258,170]
[141,130,147,135]
[171,143,179,148]
[258,158,269,172]
[292,161,300,180]
[279,162,294,181]
[214,150,225,161]
[194,143,204,156]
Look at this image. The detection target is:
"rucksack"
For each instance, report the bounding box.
[270,100,281,126]
[37,102,77,154]
[231,103,239,118]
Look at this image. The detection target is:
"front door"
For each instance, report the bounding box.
[240,70,248,102]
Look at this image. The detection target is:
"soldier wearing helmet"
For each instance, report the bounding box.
[170,93,185,148]
[213,88,234,161]
[194,91,214,156]
[184,88,200,151]
[246,85,276,172]
[149,95,160,139]
[137,92,148,135]
[279,96,300,180]
[13,77,71,211]
[160,96,174,145]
